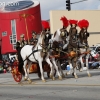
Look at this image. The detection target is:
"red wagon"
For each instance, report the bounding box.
[11,61,52,82]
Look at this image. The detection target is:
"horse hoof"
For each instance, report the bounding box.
[88,73,91,77]
[59,76,62,80]
[24,77,28,81]
[28,80,32,84]
[42,79,46,82]
[50,74,53,79]
[66,72,71,75]
[75,75,78,79]
[62,74,65,78]
[52,77,55,81]
[79,69,83,72]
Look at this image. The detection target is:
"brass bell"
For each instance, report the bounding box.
[61,32,64,36]
[56,48,59,51]
[70,51,76,57]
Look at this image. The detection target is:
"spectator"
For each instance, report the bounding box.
[91,59,100,69]
[10,57,14,64]
[88,55,95,69]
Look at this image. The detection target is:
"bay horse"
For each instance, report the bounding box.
[18,31,55,83]
[66,26,79,78]
[78,27,91,77]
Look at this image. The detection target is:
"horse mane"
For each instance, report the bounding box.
[53,31,57,38]
[34,31,44,49]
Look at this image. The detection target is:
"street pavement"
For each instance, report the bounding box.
[0,69,100,100]
[0,69,100,86]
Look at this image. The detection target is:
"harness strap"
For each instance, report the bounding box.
[32,47,38,62]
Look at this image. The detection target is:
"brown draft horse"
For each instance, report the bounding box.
[66,26,79,78]
[79,27,89,46]
[78,27,91,77]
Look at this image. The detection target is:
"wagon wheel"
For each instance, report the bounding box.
[11,61,22,82]
[12,72,22,82]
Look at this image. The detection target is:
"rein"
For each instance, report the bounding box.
[12,49,42,66]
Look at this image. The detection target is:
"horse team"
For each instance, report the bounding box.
[18,16,91,83]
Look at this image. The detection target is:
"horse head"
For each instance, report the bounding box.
[60,28,69,40]
[69,27,78,43]
[38,31,51,55]
[79,28,89,46]
[52,41,60,54]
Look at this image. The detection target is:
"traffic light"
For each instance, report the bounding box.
[66,0,71,11]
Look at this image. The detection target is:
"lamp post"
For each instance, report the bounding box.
[19,13,30,43]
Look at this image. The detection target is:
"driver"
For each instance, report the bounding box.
[29,31,38,47]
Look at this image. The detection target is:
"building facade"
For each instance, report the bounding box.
[50,10,100,46]
[0,0,42,54]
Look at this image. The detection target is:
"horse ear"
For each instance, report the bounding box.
[87,32,89,37]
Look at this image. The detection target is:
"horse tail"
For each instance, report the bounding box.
[17,49,25,76]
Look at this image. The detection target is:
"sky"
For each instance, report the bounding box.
[0,0,100,20]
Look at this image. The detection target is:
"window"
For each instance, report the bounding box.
[11,20,16,35]
[10,35,12,44]
[10,35,16,44]
[9,35,17,50]
[2,31,7,36]
[10,20,17,50]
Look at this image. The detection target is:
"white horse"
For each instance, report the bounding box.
[49,28,70,77]
[19,32,55,82]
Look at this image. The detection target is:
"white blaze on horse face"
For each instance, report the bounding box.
[72,24,75,28]
[46,33,49,38]
[85,32,87,35]
[46,29,50,34]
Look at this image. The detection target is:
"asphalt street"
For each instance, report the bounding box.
[0,69,100,100]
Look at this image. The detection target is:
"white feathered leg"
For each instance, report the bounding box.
[45,58,55,80]
[51,58,62,80]
[27,61,32,83]
[79,55,84,72]
[23,60,28,81]
[38,60,46,82]
[86,54,91,77]
[57,60,65,78]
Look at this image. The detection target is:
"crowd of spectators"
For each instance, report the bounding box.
[0,57,16,73]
